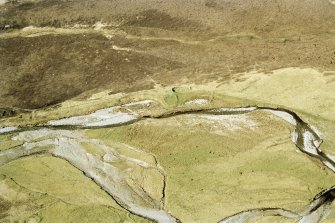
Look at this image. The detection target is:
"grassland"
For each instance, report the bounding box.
[1,0,335,222]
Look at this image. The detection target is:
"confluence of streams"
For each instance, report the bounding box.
[0,100,335,223]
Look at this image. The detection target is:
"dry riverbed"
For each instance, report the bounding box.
[1,90,335,222]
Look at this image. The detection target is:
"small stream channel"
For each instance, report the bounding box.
[0,102,335,223]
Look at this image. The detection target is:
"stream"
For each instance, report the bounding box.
[0,100,335,223]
